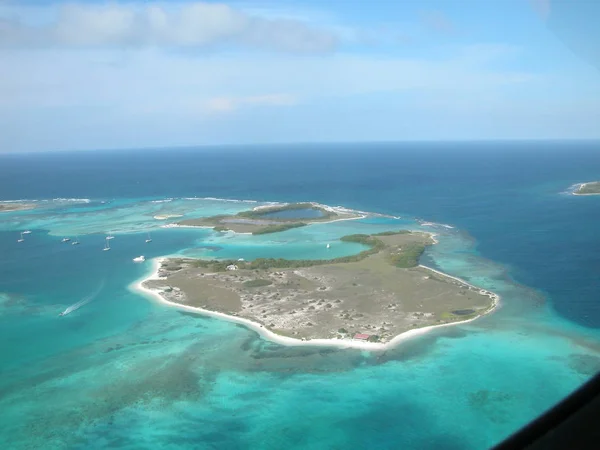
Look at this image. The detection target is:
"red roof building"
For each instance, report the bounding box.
[354,333,370,340]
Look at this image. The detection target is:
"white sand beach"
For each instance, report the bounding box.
[131,255,500,351]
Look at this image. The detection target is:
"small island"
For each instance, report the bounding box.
[141,230,498,345]
[176,202,363,234]
[0,202,36,213]
[573,182,600,195]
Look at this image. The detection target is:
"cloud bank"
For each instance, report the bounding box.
[0,2,338,53]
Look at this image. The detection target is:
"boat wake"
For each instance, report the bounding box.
[59,280,105,317]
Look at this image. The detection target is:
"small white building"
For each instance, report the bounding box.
[226,264,238,271]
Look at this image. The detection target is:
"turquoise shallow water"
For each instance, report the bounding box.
[1,143,600,449]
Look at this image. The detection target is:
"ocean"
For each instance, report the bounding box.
[0,141,599,449]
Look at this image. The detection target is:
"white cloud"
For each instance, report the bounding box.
[0,47,537,115]
[0,42,553,152]
[205,94,297,113]
[0,2,338,53]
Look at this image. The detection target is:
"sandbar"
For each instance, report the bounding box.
[0,202,36,213]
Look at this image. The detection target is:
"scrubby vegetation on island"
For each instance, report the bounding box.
[237,203,334,220]
[373,230,411,236]
[243,279,273,288]
[577,182,600,195]
[177,202,364,235]
[387,243,427,268]
[252,223,307,235]
[183,231,426,272]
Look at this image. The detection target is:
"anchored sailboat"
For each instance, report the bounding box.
[72,236,80,245]
[145,232,152,243]
[17,232,25,243]
[103,239,111,251]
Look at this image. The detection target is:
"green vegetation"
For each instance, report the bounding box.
[213,226,230,232]
[387,243,427,268]
[340,234,385,250]
[577,181,600,194]
[239,203,312,217]
[338,328,348,334]
[243,279,273,288]
[451,309,476,316]
[252,223,307,235]
[373,230,411,236]
[439,311,477,321]
[186,230,427,272]
[237,203,334,220]
[367,335,381,342]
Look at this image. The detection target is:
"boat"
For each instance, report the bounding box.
[17,232,25,243]
[133,255,145,263]
[326,243,331,249]
[72,236,80,245]
[103,239,111,251]
[145,232,152,243]
[22,230,32,234]
[61,237,71,242]
[106,233,114,240]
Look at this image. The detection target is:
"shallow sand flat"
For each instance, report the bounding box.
[145,232,496,342]
[0,202,36,212]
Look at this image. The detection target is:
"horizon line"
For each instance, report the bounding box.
[1,138,599,155]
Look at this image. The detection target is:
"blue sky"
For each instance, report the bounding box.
[0,0,599,151]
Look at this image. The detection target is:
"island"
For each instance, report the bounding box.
[175,202,363,234]
[0,202,36,213]
[574,181,600,195]
[141,230,498,346]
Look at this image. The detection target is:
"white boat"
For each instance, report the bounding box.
[61,237,71,242]
[106,234,115,240]
[133,255,145,263]
[72,236,80,245]
[103,239,111,251]
[326,243,331,249]
[145,232,152,243]
[23,230,32,234]
[17,232,25,243]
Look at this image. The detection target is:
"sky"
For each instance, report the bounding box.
[0,0,599,152]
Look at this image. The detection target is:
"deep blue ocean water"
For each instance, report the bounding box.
[1,141,599,449]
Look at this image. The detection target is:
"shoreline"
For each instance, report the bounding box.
[161,223,254,235]
[162,211,368,233]
[130,255,500,351]
[572,182,600,196]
